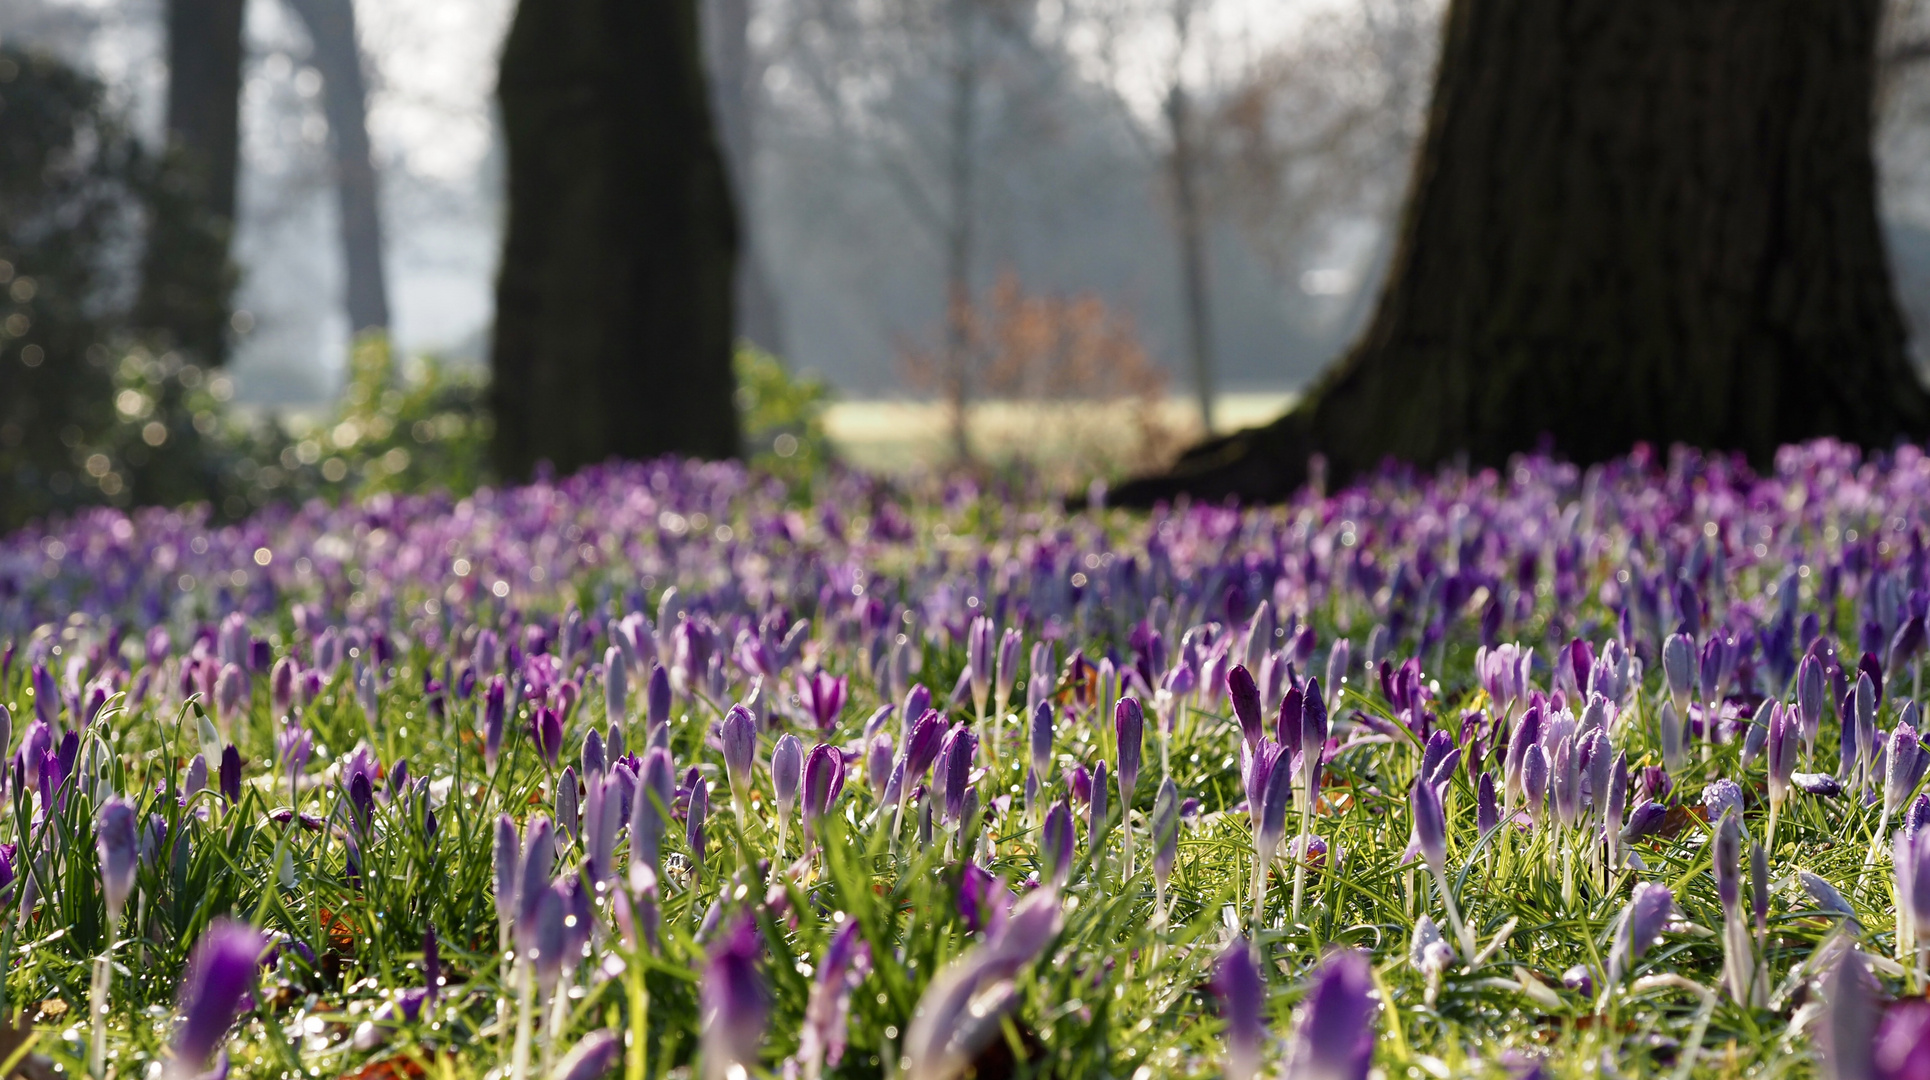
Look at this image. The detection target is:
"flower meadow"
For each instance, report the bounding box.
[3,441,1930,1079]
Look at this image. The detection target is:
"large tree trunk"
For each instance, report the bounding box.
[287,0,391,335]
[490,0,741,479]
[1115,0,1930,505]
[136,0,245,365]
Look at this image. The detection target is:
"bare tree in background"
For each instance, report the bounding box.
[703,0,785,355]
[768,0,1069,460]
[285,0,390,335]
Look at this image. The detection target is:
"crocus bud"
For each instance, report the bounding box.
[1796,653,1824,753]
[995,628,1023,708]
[967,618,993,709]
[185,754,208,798]
[520,885,568,993]
[700,918,768,1080]
[1043,799,1075,887]
[631,748,674,876]
[219,745,242,804]
[772,734,802,816]
[1888,722,1928,820]
[96,797,138,923]
[803,743,846,838]
[1551,737,1581,828]
[865,732,894,797]
[1324,641,1351,713]
[1767,704,1799,806]
[494,815,520,947]
[1088,759,1110,851]
[1115,697,1143,808]
[686,775,709,869]
[1477,771,1499,836]
[1411,773,1446,875]
[1151,778,1179,892]
[1212,938,1264,1080]
[582,728,605,780]
[552,1030,621,1080]
[647,665,672,734]
[902,711,945,787]
[1228,665,1263,749]
[173,920,267,1076]
[1287,948,1375,1080]
[937,727,976,824]
[604,646,628,725]
[531,706,564,769]
[1029,702,1053,777]
[556,767,581,844]
[1522,743,1549,824]
[1662,633,1695,716]
[1819,942,1877,1080]
[1257,745,1295,854]
[516,815,556,935]
[481,676,507,773]
[1607,882,1673,985]
[720,705,757,803]
[269,657,295,717]
[1713,810,1741,911]
[1702,779,1742,827]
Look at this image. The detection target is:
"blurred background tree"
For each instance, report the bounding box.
[1117,0,1930,503]
[488,0,741,479]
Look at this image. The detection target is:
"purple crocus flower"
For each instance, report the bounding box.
[1029,701,1054,778]
[1151,777,1179,898]
[173,920,267,1076]
[1662,633,1695,717]
[494,814,520,950]
[531,705,564,769]
[1606,882,1673,986]
[604,646,628,725]
[802,743,846,839]
[797,919,871,1077]
[481,675,507,774]
[798,670,847,733]
[865,732,894,797]
[686,775,709,869]
[219,745,242,805]
[1477,772,1499,836]
[901,710,945,788]
[1115,697,1143,809]
[31,662,57,728]
[1212,937,1264,1080]
[700,917,768,1080]
[772,733,802,816]
[1088,759,1110,853]
[1887,722,1928,824]
[1286,947,1375,1080]
[647,664,672,737]
[1796,652,1825,755]
[1228,665,1264,749]
[1410,774,1446,876]
[269,657,295,718]
[1042,799,1075,886]
[967,617,994,714]
[1818,943,1876,1080]
[1702,779,1743,827]
[720,704,757,804]
[553,1030,621,1080]
[903,887,1063,1080]
[96,797,138,923]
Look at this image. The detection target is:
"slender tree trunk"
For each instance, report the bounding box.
[943,0,981,463]
[137,0,245,364]
[1166,82,1216,436]
[287,0,391,335]
[703,0,785,355]
[1116,0,1930,505]
[490,0,740,479]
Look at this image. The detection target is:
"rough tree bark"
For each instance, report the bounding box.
[287,0,390,335]
[490,0,741,480]
[1114,0,1930,505]
[137,0,245,364]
